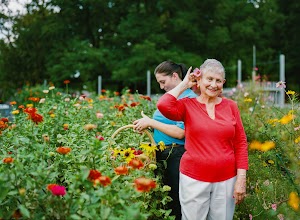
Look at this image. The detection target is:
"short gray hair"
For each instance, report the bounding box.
[200,59,225,78]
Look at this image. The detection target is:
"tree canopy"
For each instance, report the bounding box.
[0,0,299,100]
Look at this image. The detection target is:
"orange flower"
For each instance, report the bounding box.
[63,80,70,84]
[88,169,101,181]
[9,101,17,105]
[288,192,300,211]
[134,177,156,192]
[96,176,112,187]
[128,158,144,169]
[3,157,13,163]
[84,124,97,130]
[140,95,151,101]
[47,184,58,191]
[114,166,129,175]
[56,147,71,154]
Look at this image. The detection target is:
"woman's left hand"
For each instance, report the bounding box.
[133,111,152,132]
[233,176,246,204]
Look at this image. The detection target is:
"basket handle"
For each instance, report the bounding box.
[111,124,156,146]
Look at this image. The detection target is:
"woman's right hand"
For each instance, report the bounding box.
[182,66,197,89]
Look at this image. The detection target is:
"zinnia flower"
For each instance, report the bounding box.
[275,81,286,89]
[56,147,71,154]
[114,166,129,175]
[3,157,14,163]
[88,169,101,181]
[84,124,97,130]
[128,158,144,169]
[134,177,156,192]
[288,192,299,211]
[192,68,201,77]
[50,185,66,196]
[95,176,111,187]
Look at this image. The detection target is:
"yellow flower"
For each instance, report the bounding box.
[50,114,55,118]
[112,149,122,158]
[244,98,253,102]
[249,140,262,150]
[279,114,295,124]
[140,143,158,157]
[26,104,33,107]
[122,148,135,163]
[295,136,300,144]
[158,141,166,151]
[267,118,279,126]
[260,141,275,152]
[286,90,295,95]
[12,110,20,115]
[288,192,300,211]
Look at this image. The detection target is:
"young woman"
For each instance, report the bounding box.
[133,60,197,220]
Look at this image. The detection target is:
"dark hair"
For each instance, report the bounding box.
[154,60,187,79]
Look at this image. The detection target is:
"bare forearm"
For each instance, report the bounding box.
[149,119,185,139]
[167,81,189,98]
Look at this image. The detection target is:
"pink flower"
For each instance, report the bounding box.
[191,68,201,77]
[294,125,300,131]
[96,112,104,118]
[272,203,277,211]
[96,135,105,141]
[50,185,66,196]
[276,81,286,89]
[249,214,253,220]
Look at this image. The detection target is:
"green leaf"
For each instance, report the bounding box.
[19,204,30,218]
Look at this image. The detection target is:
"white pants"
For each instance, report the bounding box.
[179,173,236,220]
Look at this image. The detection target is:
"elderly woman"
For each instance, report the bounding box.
[157,59,248,220]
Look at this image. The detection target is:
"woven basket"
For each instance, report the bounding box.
[110,124,156,162]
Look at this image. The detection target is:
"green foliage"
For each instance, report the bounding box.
[1,0,299,100]
[0,85,175,219]
[229,81,300,219]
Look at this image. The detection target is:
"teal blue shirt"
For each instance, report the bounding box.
[153,89,197,145]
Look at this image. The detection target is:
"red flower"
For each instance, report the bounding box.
[64,80,70,84]
[56,147,71,154]
[128,158,144,169]
[50,185,66,196]
[3,157,14,163]
[1,118,8,123]
[97,176,111,187]
[114,166,129,175]
[140,95,151,101]
[134,177,156,192]
[88,169,101,181]
[96,135,105,141]
[24,107,37,114]
[30,113,43,124]
[132,148,143,155]
[130,102,140,107]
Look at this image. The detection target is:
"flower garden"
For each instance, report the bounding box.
[0,81,299,220]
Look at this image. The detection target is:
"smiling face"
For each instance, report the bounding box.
[155,72,179,92]
[198,71,225,98]
[197,59,226,98]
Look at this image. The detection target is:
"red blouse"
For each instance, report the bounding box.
[157,94,248,182]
